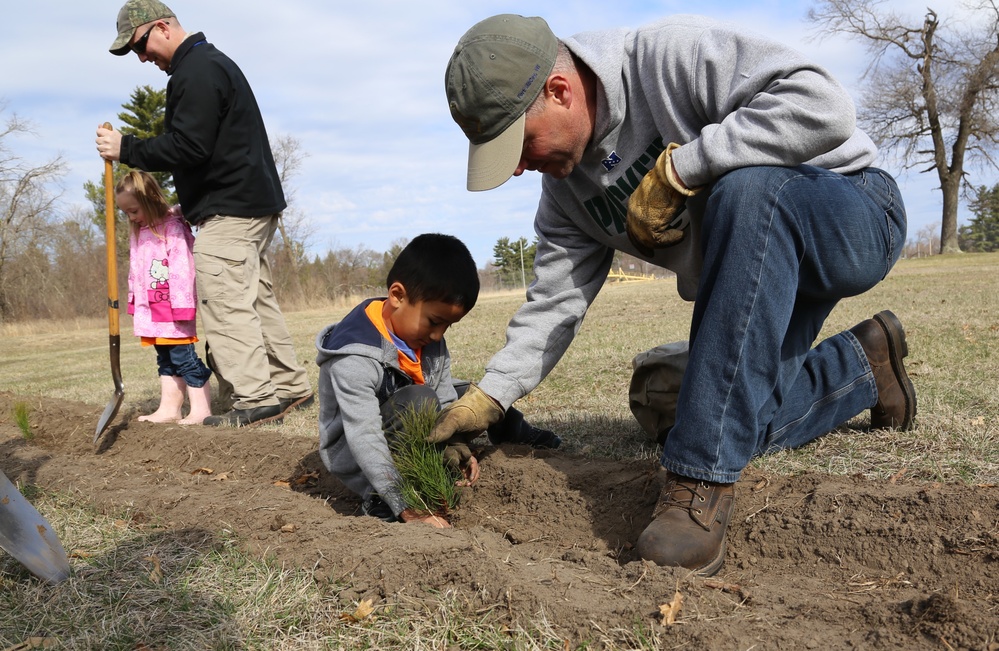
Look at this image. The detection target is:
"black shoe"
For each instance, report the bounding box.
[488,409,562,449]
[203,404,283,427]
[278,393,315,415]
[515,425,562,449]
[361,495,399,522]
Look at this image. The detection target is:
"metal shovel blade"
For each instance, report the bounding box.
[94,334,124,444]
[94,390,124,443]
[0,470,71,584]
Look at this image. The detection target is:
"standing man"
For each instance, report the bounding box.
[432,14,916,576]
[97,0,313,427]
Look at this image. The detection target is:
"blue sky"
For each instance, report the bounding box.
[3,0,974,268]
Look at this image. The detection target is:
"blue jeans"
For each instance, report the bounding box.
[662,166,907,484]
[154,343,212,388]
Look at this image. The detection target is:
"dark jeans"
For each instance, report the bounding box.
[663,165,906,483]
[154,343,212,388]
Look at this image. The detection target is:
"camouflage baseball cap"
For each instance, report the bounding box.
[445,14,557,191]
[109,0,175,56]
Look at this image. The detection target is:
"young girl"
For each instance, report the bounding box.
[116,170,213,425]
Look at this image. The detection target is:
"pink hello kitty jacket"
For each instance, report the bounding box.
[127,206,199,339]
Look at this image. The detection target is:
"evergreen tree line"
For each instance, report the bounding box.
[960,185,999,253]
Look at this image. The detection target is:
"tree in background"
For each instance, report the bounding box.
[902,222,942,258]
[85,85,175,212]
[959,183,999,251]
[268,134,315,303]
[0,107,66,322]
[378,238,409,283]
[492,236,537,290]
[116,85,173,197]
[809,0,999,254]
[84,85,175,258]
[303,244,387,304]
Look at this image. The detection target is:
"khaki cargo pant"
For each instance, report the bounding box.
[193,214,311,410]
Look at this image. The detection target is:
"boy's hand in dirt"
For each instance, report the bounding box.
[457,453,479,486]
[443,440,480,485]
[399,509,451,528]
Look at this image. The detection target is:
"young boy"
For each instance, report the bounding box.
[315,233,559,528]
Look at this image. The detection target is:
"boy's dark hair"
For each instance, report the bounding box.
[386,233,479,311]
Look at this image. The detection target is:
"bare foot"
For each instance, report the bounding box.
[138,410,181,423]
[178,412,211,425]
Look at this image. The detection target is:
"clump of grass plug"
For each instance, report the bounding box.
[390,405,462,519]
[13,401,32,440]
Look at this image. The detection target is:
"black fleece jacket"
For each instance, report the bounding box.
[119,32,286,225]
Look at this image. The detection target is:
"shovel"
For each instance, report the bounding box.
[0,469,71,584]
[94,122,124,444]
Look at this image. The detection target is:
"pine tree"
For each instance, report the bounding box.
[959,184,999,253]
[492,236,537,290]
[84,85,175,249]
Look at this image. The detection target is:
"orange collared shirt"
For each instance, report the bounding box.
[364,300,425,385]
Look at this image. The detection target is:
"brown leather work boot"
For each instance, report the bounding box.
[636,471,734,576]
[849,310,917,431]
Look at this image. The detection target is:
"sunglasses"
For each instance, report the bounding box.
[132,24,156,55]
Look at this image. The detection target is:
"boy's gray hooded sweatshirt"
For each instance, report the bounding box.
[315,299,458,516]
[477,15,881,412]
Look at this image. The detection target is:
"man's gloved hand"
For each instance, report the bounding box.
[428,383,503,443]
[626,142,700,257]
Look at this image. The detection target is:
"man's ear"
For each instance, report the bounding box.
[547,74,573,108]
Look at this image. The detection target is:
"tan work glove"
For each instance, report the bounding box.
[626,142,701,256]
[428,383,503,443]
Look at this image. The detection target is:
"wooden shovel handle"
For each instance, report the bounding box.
[102,122,120,337]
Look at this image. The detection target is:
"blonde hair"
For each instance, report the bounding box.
[115,170,171,236]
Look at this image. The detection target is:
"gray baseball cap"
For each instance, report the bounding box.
[445,14,557,191]
[109,0,175,56]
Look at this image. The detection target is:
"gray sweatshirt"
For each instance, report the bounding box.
[315,299,458,516]
[478,15,880,411]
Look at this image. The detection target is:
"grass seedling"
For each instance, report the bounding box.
[13,401,32,440]
[390,404,462,518]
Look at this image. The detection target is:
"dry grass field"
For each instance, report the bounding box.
[1,253,997,649]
